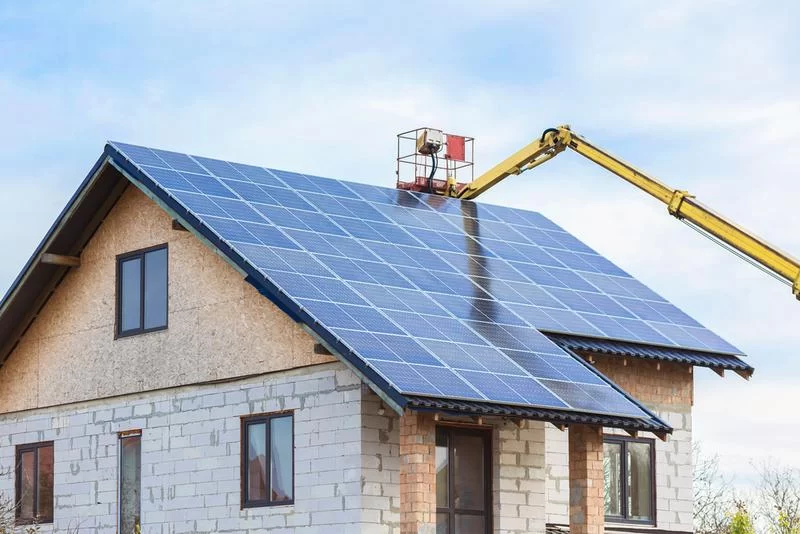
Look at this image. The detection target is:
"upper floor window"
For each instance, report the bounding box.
[241,413,294,507]
[16,441,54,524]
[604,436,655,524]
[117,245,168,337]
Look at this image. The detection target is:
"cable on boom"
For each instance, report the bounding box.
[680,219,791,287]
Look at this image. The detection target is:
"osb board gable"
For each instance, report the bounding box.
[0,185,334,414]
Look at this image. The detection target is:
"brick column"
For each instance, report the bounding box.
[568,425,605,534]
[399,411,436,534]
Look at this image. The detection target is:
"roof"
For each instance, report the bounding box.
[0,141,751,432]
[547,333,754,377]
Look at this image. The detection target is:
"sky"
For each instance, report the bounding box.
[0,1,798,487]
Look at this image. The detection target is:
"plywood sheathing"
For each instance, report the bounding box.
[0,186,334,414]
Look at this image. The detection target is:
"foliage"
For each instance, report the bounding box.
[694,445,800,534]
[730,501,756,534]
[0,466,18,534]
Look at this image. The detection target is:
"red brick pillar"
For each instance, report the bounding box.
[399,411,436,534]
[569,425,605,534]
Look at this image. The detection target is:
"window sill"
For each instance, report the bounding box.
[16,519,54,526]
[604,520,658,531]
[241,501,295,510]
[115,325,168,340]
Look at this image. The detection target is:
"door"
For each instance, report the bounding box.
[435,426,492,534]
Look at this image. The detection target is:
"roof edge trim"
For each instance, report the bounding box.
[404,395,672,434]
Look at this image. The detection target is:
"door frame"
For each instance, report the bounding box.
[435,424,493,534]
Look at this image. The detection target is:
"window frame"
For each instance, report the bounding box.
[118,430,142,534]
[435,425,493,534]
[15,441,54,525]
[603,435,657,526]
[240,411,295,509]
[115,244,169,338]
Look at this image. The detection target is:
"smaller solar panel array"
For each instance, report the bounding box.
[109,142,741,419]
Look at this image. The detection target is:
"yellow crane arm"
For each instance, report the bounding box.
[448,125,800,300]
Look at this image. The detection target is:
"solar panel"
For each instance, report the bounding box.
[109,141,743,419]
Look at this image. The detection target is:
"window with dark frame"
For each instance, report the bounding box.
[16,441,54,524]
[241,413,294,508]
[116,245,168,337]
[435,426,492,534]
[604,436,655,524]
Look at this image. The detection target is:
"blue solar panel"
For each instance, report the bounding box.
[172,191,229,218]
[181,172,237,198]
[229,162,283,187]
[214,198,266,223]
[192,156,244,180]
[109,141,743,420]
[150,148,207,174]
[242,223,299,249]
[457,370,527,404]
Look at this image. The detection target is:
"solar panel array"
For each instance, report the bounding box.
[110,142,740,418]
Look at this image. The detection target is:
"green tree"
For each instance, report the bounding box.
[730,501,756,534]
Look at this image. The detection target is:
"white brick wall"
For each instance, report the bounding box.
[544,408,694,532]
[0,362,399,534]
[493,420,547,534]
[544,423,570,527]
[653,411,694,530]
[360,388,399,532]
[5,355,689,534]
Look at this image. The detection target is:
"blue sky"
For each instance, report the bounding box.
[1,1,798,485]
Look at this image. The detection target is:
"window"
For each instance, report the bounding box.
[16,442,54,524]
[604,436,655,524]
[435,427,491,534]
[116,245,168,337]
[119,431,141,533]
[241,413,294,507]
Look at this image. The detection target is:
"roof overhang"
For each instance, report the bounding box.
[547,333,754,380]
[404,395,671,438]
[0,155,128,366]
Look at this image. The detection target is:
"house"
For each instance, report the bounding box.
[0,142,752,534]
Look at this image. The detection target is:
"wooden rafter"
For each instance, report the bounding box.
[40,253,80,267]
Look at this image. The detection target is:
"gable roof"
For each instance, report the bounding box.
[0,142,751,433]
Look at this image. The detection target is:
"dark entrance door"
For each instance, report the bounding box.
[435,426,492,534]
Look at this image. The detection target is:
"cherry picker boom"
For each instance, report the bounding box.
[429,125,800,301]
